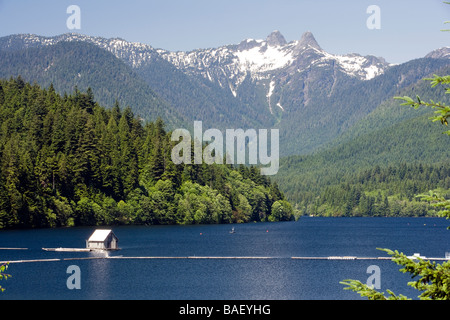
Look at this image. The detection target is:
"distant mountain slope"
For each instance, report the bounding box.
[0,40,184,128]
[0,33,271,130]
[134,52,273,130]
[320,65,450,151]
[274,70,450,204]
[275,112,450,205]
[277,57,450,155]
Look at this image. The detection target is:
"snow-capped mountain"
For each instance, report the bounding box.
[156,31,390,99]
[160,30,388,81]
[0,31,390,107]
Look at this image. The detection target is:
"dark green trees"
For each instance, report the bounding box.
[0,78,288,228]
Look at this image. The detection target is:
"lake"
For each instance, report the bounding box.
[0,217,449,300]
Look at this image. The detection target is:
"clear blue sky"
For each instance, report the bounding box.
[0,0,449,64]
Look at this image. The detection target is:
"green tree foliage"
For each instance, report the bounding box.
[0,77,288,228]
[342,248,450,300]
[0,263,10,292]
[269,200,293,222]
[396,73,450,136]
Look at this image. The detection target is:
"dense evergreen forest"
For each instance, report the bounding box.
[293,163,450,217]
[277,126,450,217]
[0,77,290,229]
[276,116,450,217]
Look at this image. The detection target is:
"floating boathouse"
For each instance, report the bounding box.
[86,229,119,250]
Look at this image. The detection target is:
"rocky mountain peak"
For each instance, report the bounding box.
[266,30,287,47]
[425,47,450,59]
[297,31,321,50]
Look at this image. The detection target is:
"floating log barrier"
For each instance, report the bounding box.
[187,256,274,259]
[2,255,448,264]
[42,247,119,252]
[1,258,61,264]
[291,256,393,260]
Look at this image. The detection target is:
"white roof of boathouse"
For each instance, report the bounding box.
[88,229,115,242]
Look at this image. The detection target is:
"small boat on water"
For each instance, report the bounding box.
[229,227,236,234]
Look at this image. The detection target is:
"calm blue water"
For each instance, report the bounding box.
[0,217,449,300]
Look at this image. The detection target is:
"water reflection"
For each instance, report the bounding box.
[222,259,293,299]
[86,251,111,299]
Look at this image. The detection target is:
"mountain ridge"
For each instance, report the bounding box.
[1,32,449,157]
[2,31,446,83]
[0,31,391,92]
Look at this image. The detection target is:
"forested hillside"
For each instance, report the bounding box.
[0,41,184,129]
[274,73,450,217]
[0,78,290,229]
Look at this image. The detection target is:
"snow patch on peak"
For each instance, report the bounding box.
[320,51,386,80]
[266,80,276,113]
[425,47,450,59]
[235,43,294,74]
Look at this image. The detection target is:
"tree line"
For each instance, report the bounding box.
[0,77,292,229]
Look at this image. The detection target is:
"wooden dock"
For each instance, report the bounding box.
[42,248,92,252]
[42,247,120,252]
